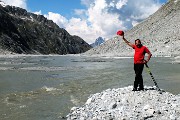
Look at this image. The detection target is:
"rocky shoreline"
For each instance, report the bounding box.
[67,86,180,120]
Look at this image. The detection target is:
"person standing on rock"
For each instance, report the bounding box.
[120,32,152,91]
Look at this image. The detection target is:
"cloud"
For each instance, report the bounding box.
[74,9,87,16]
[1,0,164,44]
[116,0,128,9]
[65,18,98,43]
[74,9,88,20]
[1,0,27,9]
[64,0,163,43]
[44,12,68,28]
[33,10,42,15]
[48,0,126,43]
[44,13,98,43]
[105,0,162,28]
[81,0,93,7]
[86,0,126,42]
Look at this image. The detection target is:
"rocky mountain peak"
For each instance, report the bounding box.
[91,37,105,47]
[0,4,92,54]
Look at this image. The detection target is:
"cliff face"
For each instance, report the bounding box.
[0,5,92,54]
[85,0,180,57]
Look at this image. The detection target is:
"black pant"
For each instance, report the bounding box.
[134,64,144,90]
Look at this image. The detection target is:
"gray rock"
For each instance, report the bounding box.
[67,86,180,120]
[0,4,92,54]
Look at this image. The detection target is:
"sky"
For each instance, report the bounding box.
[1,0,168,44]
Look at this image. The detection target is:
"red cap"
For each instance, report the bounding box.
[117,30,124,36]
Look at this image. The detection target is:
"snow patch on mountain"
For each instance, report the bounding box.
[0,0,7,7]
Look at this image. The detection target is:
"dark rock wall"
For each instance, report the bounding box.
[0,5,92,54]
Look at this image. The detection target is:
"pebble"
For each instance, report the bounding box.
[67,86,180,120]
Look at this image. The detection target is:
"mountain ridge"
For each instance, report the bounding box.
[0,4,92,54]
[85,0,180,57]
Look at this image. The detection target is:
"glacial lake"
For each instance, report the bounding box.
[0,55,179,120]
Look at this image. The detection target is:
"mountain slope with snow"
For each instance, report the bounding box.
[85,0,180,57]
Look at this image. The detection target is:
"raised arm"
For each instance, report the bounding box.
[122,34,134,48]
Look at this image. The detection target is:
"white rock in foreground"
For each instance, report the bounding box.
[67,86,180,120]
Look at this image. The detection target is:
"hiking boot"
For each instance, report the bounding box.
[132,88,137,91]
[138,88,144,91]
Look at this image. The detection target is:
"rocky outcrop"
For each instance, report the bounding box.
[0,4,92,54]
[85,0,180,57]
[67,86,180,120]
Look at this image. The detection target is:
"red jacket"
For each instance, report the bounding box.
[132,45,151,64]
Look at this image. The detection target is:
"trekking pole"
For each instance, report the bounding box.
[145,63,161,91]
